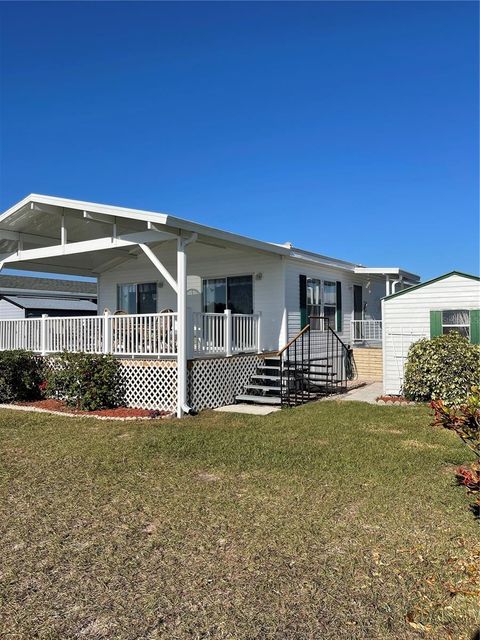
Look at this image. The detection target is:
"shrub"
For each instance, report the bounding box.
[431,388,480,458]
[46,352,125,411]
[0,350,44,403]
[403,332,480,404]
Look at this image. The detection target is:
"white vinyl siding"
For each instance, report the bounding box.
[383,274,480,395]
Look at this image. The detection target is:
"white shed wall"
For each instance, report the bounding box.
[383,274,480,395]
[0,299,25,320]
[98,241,286,352]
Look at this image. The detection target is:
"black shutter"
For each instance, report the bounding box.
[336,281,342,332]
[299,274,307,329]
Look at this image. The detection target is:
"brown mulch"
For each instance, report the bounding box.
[15,399,168,418]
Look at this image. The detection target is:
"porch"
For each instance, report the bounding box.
[0,310,261,358]
[350,319,382,344]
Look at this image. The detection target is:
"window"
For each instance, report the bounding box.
[202,276,253,314]
[117,282,157,314]
[306,278,321,318]
[442,309,470,339]
[323,281,337,327]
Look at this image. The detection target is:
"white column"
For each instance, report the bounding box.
[177,237,187,418]
[385,276,391,297]
[175,233,197,417]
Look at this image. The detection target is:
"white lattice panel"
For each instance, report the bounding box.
[188,355,261,411]
[38,354,260,414]
[120,360,177,411]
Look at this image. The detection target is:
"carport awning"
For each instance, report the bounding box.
[0,194,289,277]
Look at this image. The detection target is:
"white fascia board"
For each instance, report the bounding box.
[354,267,420,282]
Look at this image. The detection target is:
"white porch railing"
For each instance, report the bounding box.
[191,310,260,357]
[351,319,382,343]
[0,310,260,358]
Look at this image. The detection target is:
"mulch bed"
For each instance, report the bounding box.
[11,399,170,420]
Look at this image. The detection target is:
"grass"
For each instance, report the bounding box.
[0,401,478,639]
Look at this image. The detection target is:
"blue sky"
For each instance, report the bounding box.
[0,1,478,280]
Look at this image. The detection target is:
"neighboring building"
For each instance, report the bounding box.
[0,194,419,415]
[0,274,97,319]
[382,271,480,396]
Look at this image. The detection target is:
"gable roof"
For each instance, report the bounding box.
[383,271,480,301]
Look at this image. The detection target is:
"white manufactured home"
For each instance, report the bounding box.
[0,194,419,415]
[382,271,480,396]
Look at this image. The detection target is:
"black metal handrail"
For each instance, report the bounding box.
[278,316,356,407]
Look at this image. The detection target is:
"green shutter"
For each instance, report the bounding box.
[470,310,480,344]
[299,274,307,329]
[430,310,442,338]
[336,281,342,332]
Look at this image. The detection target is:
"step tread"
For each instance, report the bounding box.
[235,395,282,405]
[251,374,281,381]
[245,385,281,392]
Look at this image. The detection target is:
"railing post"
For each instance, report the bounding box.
[103,310,111,354]
[224,309,232,357]
[40,314,47,356]
[256,311,262,353]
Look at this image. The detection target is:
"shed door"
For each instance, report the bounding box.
[353,285,363,320]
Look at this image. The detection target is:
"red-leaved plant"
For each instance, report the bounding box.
[431,387,480,459]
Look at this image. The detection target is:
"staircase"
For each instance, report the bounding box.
[235,356,283,406]
[235,317,355,407]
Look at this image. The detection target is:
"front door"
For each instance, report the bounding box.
[353,285,363,320]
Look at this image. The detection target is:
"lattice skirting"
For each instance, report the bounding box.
[39,354,261,413]
[188,354,261,412]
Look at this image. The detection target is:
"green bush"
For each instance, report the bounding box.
[403,332,480,404]
[0,350,44,403]
[46,352,125,411]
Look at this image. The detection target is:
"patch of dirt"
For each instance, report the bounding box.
[367,428,403,435]
[14,399,168,419]
[401,439,441,450]
[196,471,222,482]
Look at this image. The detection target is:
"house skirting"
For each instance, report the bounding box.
[42,354,262,413]
[352,347,383,382]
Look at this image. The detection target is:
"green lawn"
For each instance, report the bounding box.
[0,402,478,639]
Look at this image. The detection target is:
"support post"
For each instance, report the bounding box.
[103,310,111,354]
[176,234,197,417]
[224,309,232,357]
[40,314,47,356]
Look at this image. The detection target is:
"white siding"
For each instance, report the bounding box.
[0,299,25,320]
[383,274,480,395]
[98,241,286,352]
[285,260,385,344]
